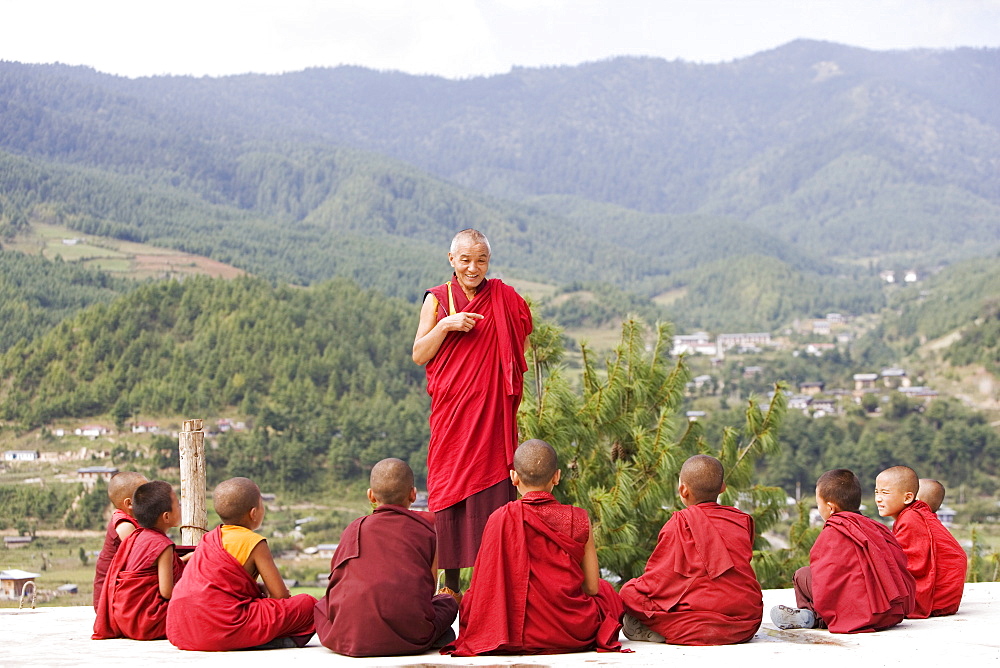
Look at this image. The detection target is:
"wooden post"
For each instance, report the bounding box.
[179,419,207,546]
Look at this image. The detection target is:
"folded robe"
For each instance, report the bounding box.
[620,502,763,645]
[444,492,623,656]
[93,527,182,640]
[810,511,915,633]
[93,509,138,610]
[893,500,967,618]
[314,505,458,657]
[166,526,316,651]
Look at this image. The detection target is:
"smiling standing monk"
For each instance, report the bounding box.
[413,229,533,593]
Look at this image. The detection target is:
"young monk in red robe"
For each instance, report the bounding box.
[770,469,915,633]
[443,439,624,656]
[412,229,532,594]
[93,471,147,609]
[620,455,763,645]
[876,466,966,618]
[93,480,184,640]
[167,477,316,651]
[314,458,459,657]
[917,478,946,513]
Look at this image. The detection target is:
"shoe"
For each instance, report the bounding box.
[770,605,816,630]
[621,613,665,643]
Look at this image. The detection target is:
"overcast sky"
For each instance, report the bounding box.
[2,0,998,79]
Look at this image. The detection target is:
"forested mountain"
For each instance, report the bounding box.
[3,40,999,278]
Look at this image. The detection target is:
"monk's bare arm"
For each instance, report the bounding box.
[412,294,483,365]
[248,540,291,599]
[156,546,176,599]
[116,520,137,543]
[581,525,600,596]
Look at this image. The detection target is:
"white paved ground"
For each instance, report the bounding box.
[2,584,998,667]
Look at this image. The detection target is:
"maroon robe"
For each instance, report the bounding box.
[893,500,966,618]
[92,527,183,640]
[314,505,458,657]
[444,492,624,656]
[799,511,915,633]
[93,509,137,609]
[166,526,316,651]
[424,277,531,568]
[620,502,763,645]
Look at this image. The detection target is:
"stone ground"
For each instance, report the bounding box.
[2,584,998,667]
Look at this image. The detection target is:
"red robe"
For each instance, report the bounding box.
[92,527,183,640]
[314,505,458,657]
[444,492,624,656]
[93,509,137,609]
[424,278,532,512]
[166,526,316,651]
[892,500,967,618]
[620,502,763,645]
[809,511,915,633]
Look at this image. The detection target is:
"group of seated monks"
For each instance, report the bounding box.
[91,442,968,655]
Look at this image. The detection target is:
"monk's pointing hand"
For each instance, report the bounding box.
[441,311,484,333]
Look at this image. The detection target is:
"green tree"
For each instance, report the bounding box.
[519,316,788,582]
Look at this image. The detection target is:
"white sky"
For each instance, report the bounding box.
[1,0,998,79]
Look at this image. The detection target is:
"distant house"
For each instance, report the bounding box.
[717,332,772,352]
[77,466,118,484]
[881,368,911,389]
[3,450,39,462]
[799,381,825,396]
[743,365,763,378]
[788,395,813,411]
[811,398,838,417]
[686,410,707,422]
[853,373,879,393]
[131,422,160,434]
[0,569,40,598]
[812,320,831,336]
[75,425,109,438]
[671,332,716,356]
[899,386,939,401]
[805,343,836,356]
[3,536,33,549]
[936,506,957,528]
[825,313,845,324]
[316,544,339,559]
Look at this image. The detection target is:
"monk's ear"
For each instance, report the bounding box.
[366,488,378,506]
[677,482,690,500]
[408,487,417,505]
[122,497,134,513]
[510,469,520,487]
[719,481,727,495]
[903,490,915,505]
[551,469,561,486]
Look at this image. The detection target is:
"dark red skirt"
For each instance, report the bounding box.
[435,479,517,569]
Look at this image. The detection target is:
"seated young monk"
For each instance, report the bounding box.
[93,480,184,640]
[167,477,316,651]
[770,469,915,633]
[93,471,147,610]
[314,458,459,657]
[619,455,763,645]
[443,439,624,656]
[876,466,967,618]
[917,478,946,513]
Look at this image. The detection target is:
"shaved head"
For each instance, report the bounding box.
[369,458,415,506]
[816,469,862,513]
[877,466,919,496]
[213,477,261,524]
[108,471,148,508]
[680,455,725,503]
[513,439,558,487]
[450,228,491,256]
[918,478,946,513]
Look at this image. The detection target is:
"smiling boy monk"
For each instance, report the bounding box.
[770,469,915,633]
[93,471,147,610]
[93,480,184,640]
[443,439,624,656]
[876,466,966,618]
[314,458,459,657]
[619,455,763,645]
[167,477,316,651]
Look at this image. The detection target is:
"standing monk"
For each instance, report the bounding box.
[413,229,532,593]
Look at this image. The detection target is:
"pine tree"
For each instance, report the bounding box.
[520,315,790,583]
